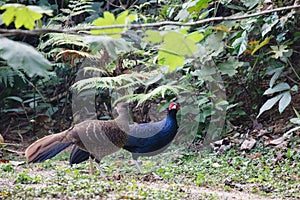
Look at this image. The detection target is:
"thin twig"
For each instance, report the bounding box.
[0,4,299,36]
[0,142,23,146]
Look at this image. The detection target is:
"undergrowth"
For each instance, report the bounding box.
[1,146,299,199]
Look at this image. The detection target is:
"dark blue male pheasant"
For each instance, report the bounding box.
[70,102,179,172]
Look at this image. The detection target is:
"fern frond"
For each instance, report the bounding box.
[72,72,151,91]
[39,33,88,50]
[56,49,94,59]
[116,84,189,105]
[83,67,108,76]
[59,0,94,20]
[135,84,187,106]
[0,66,26,87]
[0,66,15,87]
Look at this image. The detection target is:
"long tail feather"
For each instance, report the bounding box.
[70,146,90,166]
[25,131,72,163]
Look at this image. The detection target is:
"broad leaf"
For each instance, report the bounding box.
[162,31,197,57]
[263,82,290,95]
[175,1,196,21]
[278,91,291,113]
[15,6,42,29]
[187,31,205,42]
[268,67,284,88]
[0,4,52,30]
[158,51,185,72]
[257,94,282,118]
[91,11,137,38]
[158,31,198,72]
[290,118,300,125]
[187,0,211,13]
[0,38,52,78]
[232,31,248,56]
[262,14,279,37]
[270,45,289,59]
[143,30,163,44]
[241,0,259,9]
[190,65,217,82]
[218,57,244,77]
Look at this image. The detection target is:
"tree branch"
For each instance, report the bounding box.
[0,4,299,36]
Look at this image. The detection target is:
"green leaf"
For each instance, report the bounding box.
[143,30,163,44]
[91,11,137,38]
[175,1,196,21]
[116,10,129,24]
[270,45,289,59]
[187,31,205,43]
[268,67,284,88]
[0,66,18,87]
[158,50,185,72]
[290,118,300,125]
[187,0,211,13]
[278,91,291,113]
[190,65,217,82]
[287,148,291,158]
[263,82,290,95]
[293,107,300,118]
[262,15,279,37]
[291,85,298,92]
[232,31,248,56]
[241,0,259,9]
[72,72,148,91]
[5,96,23,103]
[125,84,187,106]
[15,6,42,29]
[158,31,198,72]
[0,4,50,30]
[0,38,52,78]
[257,94,282,118]
[1,6,15,26]
[218,57,244,77]
[92,12,119,37]
[162,31,197,56]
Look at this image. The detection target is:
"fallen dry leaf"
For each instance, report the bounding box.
[248,153,262,159]
[114,161,123,166]
[240,138,256,150]
[269,132,293,146]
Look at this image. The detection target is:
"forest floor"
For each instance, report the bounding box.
[1,144,299,199]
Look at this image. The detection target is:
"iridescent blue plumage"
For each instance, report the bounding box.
[124,110,178,159]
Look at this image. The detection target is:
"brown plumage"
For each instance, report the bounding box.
[25,103,129,176]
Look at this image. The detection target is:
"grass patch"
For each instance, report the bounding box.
[0,147,299,199]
